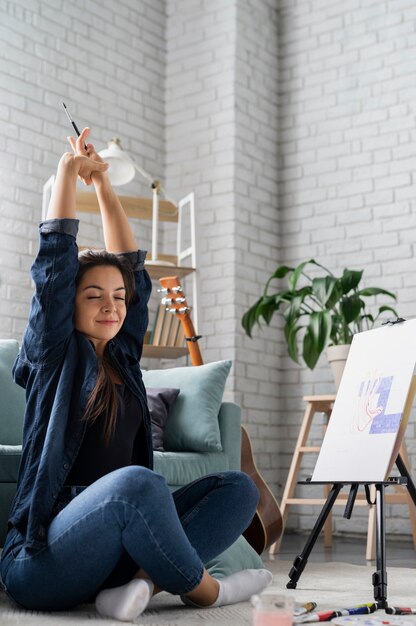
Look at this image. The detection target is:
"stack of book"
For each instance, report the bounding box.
[148,305,185,348]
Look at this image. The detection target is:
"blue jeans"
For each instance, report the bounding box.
[0,467,259,611]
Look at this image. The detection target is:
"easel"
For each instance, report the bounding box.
[286,360,416,608]
[269,396,416,558]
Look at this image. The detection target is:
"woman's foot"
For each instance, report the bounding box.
[181,568,273,608]
[95,578,154,622]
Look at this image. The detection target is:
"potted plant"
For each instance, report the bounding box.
[242,259,398,379]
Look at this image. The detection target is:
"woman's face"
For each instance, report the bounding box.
[74,265,127,357]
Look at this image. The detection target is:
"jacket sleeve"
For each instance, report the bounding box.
[16,219,79,370]
[116,250,152,360]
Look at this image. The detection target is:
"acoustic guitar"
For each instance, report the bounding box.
[158,275,283,554]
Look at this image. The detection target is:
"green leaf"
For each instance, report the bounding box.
[264,265,294,293]
[303,311,332,369]
[288,259,315,291]
[372,305,399,322]
[325,280,343,310]
[340,294,362,323]
[283,294,305,326]
[358,287,396,300]
[340,269,363,293]
[242,299,263,337]
[285,322,302,363]
[270,265,294,280]
[312,276,337,307]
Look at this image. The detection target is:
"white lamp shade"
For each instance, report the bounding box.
[98,139,135,186]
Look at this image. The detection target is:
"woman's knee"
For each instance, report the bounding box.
[102,466,169,500]
[227,471,259,509]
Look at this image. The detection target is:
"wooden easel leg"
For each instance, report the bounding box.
[269,401,317,554]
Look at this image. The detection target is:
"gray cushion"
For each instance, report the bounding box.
[146,387,180,451]
[142,360,231,452]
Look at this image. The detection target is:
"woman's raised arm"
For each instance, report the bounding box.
[68,128,138,254]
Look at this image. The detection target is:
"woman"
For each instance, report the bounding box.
[0,128,272,622]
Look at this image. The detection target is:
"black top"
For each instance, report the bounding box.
[66,384,143,486]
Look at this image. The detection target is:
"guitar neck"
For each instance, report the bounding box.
[180,315,204,367]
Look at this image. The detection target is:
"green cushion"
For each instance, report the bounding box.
[153,450,230,487]
[142,360,231,452]
[0,445,22,481]
[0,340,25,445]
[206,535,264,577]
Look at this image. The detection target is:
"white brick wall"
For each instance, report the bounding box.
[165,0,238,367]
[234,0,280,492]
[274,0,416,537]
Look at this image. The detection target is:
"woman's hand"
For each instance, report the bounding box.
[57,151,109,187]
[67,127,108,186]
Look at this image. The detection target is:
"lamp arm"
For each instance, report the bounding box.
[131,162,176,206]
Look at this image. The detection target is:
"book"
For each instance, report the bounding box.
[159,309,173,346]
[167,313,181,346]
[175,323,185,347]
[151,305,166,346]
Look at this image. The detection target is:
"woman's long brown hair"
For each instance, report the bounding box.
[76,250,135,444]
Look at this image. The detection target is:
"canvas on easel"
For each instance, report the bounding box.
[312,318,416,483]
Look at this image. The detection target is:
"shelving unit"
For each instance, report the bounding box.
[42,179,198,361]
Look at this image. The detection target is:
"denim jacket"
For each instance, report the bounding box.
[7,218,153,553]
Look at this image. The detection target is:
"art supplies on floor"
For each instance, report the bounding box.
[294,603,376,623]
[331,615,415,626]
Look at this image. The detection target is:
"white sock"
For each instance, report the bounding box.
[181,568,273,608]
[95,578,154,622]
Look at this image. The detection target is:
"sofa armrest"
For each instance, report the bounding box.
[218,402,241,471]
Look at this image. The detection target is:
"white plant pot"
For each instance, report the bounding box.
[326,344,350,390]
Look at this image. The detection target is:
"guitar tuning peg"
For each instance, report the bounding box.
[174,297,186,304]
[157,287,169,294]
[178,306,190,315]
[171,286,183,294]
[161,297,174,305]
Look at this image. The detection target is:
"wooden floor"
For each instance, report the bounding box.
[264,532,416,568]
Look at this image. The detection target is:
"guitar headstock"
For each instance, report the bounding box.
[159,275,203,365]
[158,275,191,318]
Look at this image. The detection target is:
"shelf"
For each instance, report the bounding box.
[76,192,178,222]
[142,345,188,359]
[145,263,195,280]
